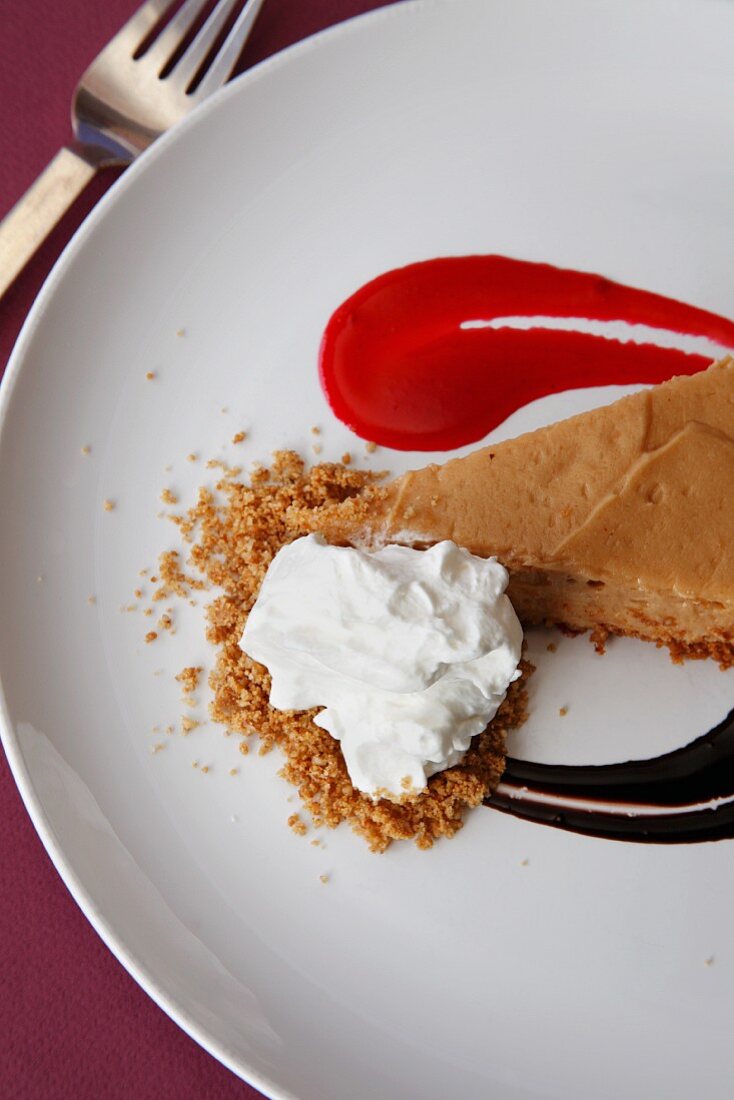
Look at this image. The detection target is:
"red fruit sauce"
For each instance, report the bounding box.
[319,255,734,451]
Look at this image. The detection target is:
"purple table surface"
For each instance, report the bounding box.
[0,1,392,1096]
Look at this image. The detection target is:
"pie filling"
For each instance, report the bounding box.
[311,357,734,666]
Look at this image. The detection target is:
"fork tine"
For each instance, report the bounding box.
[114,0,176,53]
[193,0,267,98]
[169,0,242,90]
[141,0,211,72]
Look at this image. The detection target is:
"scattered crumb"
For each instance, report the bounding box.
[312,444,322,455]
[143,608,153,617]
[164,466,172,474]
[150,551,204,603]
[365,441,377,453]
[134,587,143,599]
[520,858,529,867]
[205,458,242,478]
[183,695,197,708]
[158,613,173,631]
[149,742,166,755]
[176,327,186,338]
[590,625,609,655]
[87,595,96,605]
[201,765,210,774]
[310,426,321,435]
[160,488,178,506]
[559,706,568,717]
[165,723,174,733]
[310,838,324,848]
[81,445,91,456]
[181,715,199,734]
[341,453,352,465]
[288,813,308,836]
[239,741,250,756]
[139,569,149,577]
[229,767,238,777]
[192,760,199,769]
[319,874,329,885]
[176,666,202,693]
[221,406,228,414]
[232,431,247,445]
[145,631,158,644]
[705,956,715,967]
[146,371,156,381]
[547,642,557,653]
[187,453,198,463]
[103,499,115,512]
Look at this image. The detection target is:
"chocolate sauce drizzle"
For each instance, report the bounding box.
[486,707,734,843]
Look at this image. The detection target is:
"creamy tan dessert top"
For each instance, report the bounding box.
[313,357,734,661]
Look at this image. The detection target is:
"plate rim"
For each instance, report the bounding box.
[0,2,427,1095]
[2,0,733,1095]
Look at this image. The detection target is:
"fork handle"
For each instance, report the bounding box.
[0,147,98,300]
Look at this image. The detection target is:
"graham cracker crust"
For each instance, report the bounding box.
[156,452,529,851]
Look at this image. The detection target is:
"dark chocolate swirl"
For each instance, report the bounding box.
[486,707,734,842]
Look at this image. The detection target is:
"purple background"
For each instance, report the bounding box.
[0,2,392,1096]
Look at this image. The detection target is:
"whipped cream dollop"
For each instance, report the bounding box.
[240,534,522,800]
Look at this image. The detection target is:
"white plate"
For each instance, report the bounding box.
[2,1,734,1097]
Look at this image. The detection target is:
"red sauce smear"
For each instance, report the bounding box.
[319,255,734,451]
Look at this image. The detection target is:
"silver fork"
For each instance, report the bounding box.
[0,0,267,299]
